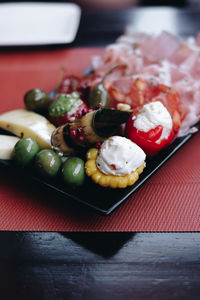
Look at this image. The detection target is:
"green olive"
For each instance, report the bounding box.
[35,149,61,178]
[62,157,85,186]
[13,137,40,167]
[88,83,110,109]
[24,88,51,112]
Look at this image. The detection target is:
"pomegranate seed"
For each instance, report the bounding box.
[82,108,87,114]
[77,127,83,135]
[111,164,116,170]
[70,130,77,137]
[78,135,85,141]
[96,141,102,149]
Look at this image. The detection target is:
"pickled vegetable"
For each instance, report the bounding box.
[24,88,51,112]
[48,92,88,126]
[13,137,40,167]
[62,157,85,186]
[88,83,110,109]
[88,63,127,109]
[35,149,61,178]
[51,108,132,155]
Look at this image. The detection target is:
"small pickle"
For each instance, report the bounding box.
[24,88,51,112]
[35,149,61,178]
[88,63,127,109]
[88,83,110,109]
[62,157,85,187]
[13,137,40,167]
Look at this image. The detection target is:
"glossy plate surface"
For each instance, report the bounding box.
[0,125,199,215]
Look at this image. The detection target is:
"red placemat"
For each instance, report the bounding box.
[0,47,200,231]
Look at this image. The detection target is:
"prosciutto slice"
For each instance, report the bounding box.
[91,30,200,136]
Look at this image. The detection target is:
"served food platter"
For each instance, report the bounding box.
[0,128,198,215]
[0,30,200,215]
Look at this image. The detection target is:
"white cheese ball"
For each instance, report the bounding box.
[96,136,146,176]
[134,101,173,142]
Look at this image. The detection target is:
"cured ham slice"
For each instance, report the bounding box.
[142,31,180,63]
[91,30,200,136]
[60,30,200,137]
[174,80,200,136]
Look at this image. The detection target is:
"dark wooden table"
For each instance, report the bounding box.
[1,5,200,299]
[1,232,200,299]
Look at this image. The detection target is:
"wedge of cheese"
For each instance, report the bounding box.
[0,135,20,159]
[0,109,56,149]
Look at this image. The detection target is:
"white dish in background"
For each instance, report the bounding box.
[0,2,81,46]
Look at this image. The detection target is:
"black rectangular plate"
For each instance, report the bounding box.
[0,125,199,216]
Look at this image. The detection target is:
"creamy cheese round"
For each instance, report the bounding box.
[133,101,172,142]
[96,136,146,176]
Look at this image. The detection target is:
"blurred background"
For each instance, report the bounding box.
[60,0,200,46]
[72,0,198,10]
[0,0,199,10]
